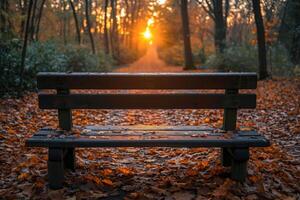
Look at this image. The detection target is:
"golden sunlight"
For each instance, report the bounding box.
[143,28,152,40]
[142,18,154,44]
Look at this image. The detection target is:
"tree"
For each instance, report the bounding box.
[69,0,81,45]
[0,0,12,36]
[103,0,110,54]
[197,0,229,54]
[110,0,120,59]
[252,0,268,80]
[85,0,96,54]
[180,0,195,70]
[19,0,34,92]
[278,0,300,65]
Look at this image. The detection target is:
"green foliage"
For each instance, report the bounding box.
[157,44,184,66]
[205,45,258,72]
[0,39,22,95]
[268,44,294,76]
[63,45,113,72]
[0,39,113,97]
[117,45,142,65]
[205,44,295,76]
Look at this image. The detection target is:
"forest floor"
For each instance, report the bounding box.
[0,47,300,199]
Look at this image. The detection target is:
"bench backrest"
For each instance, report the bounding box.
[37,72,257,131]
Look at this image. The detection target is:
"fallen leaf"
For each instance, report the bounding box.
[102,178,113,186]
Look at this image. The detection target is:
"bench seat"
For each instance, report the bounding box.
[26,126,269,148]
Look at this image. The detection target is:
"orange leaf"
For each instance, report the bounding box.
[117,167,131,176]
[204,118,210,123]
[18,173,30,181]
[186,168,198,176]
[101,169,113,176]
[102,178,113,186]
[85,174,101,185]
[8,129,16,134]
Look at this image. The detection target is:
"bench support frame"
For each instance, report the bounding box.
[55,89,75,188]
[221,89,248,181]
[48,148,64,189]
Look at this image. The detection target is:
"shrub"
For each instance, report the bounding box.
[117,46,142,65]
[205,44,295,76]
[0,39,22,96]
[63,46,113,72]
[0,39,113,97]
[268,44,294,76]
[205,45,258,72]
[157,44,184,66]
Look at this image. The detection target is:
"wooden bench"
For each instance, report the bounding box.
[26,72,270,189]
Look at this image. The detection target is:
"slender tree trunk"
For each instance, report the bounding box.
[129,0,137,48]
[0,0,9,34]
[63,1,67,45]
[29,0,37,41]
[35,0,46,41]
[252,0,268,80]
[85,0,96,54]
[0,1,6,33]
[110,0,120,59]
[213,0,226,54]
[290,0,300,64]
[19,0,34,93]
[180,0,195,70]
[277,0,289,43]
[69,0,81,45]
[109,0,115,57]
[20,0,28,37]
[104,0,110,54]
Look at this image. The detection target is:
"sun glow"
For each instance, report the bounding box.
[142,18,154,44]
[143,28,152,40]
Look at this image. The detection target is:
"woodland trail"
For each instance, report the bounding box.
[0,52,299,198]
[116,45,184,72]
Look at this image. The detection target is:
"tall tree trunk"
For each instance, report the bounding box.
[111,0,120,59]
[109,0,115,57]
[20,0,28,37]
[180,0,195,70]
[129,0,137,48]
[104,0,110,54]
[197,0,229,70]
[252,0,268,80]
[35,0,46,41]
[63,1,67,45]
[85,0,96,54]
[278,0,300,65]
[69,0,81,45]
[29,0,37,41]
[213,0,226,54]
[289,0,300,64]
[19,0,34,93]
[0,0,9,34]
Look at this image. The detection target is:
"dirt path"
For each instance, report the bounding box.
[116,45,184,72]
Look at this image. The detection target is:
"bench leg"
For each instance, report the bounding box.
[48,148,64,189]
[221,147,232,167]
[230,148,249,182]
[64,148,75,171]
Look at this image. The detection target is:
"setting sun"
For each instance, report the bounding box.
[143,28,152,40]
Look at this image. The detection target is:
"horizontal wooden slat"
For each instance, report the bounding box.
[84,125,214,132]
[26,129,270,148]
[37,72,257,89]
[39,93,256,109]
